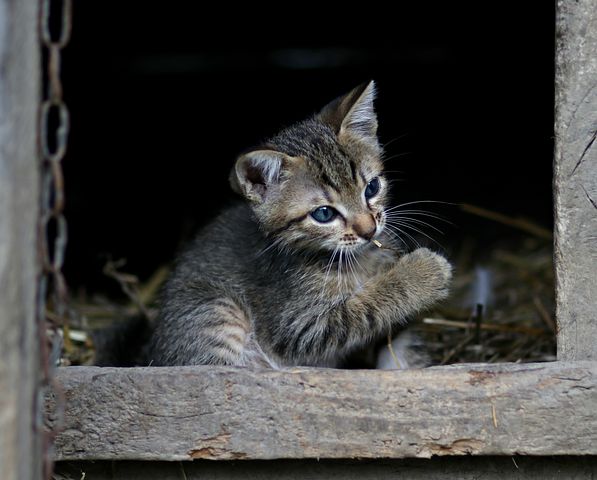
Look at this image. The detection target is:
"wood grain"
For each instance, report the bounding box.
[0,0,42,478]
[47,362,597,461]
[554,0,597,360]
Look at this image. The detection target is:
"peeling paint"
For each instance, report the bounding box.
[467,370,497,386]
[188,431,234,459]
[419,438,485,457]
[188,446,247,460]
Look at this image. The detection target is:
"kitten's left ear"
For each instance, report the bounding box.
[230,149,294,203]
[318,80,378,139]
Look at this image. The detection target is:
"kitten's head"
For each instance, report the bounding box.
[230,81,388,254]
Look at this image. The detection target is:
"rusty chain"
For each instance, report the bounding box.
[38,0,72,477]
[38,0,72,354]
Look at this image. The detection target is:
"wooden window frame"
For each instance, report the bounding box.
[0,1,595,476]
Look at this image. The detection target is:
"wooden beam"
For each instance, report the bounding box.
[0,0,42,479]
[47,362,597,461]
[554,0,597,360]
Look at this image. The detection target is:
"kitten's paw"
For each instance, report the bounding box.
[398,248,453,301]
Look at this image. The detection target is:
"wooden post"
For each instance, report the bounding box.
[554,0,597,361]
[0,0,42,479]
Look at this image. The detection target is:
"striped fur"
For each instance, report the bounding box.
[148,81,452,367]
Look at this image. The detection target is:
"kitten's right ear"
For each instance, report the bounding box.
[318,80,378,139]
[230,150,290,202]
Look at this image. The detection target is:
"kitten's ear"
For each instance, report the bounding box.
[318,80,378,138]
[230,150,291,202]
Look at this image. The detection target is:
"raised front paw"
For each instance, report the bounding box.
[397,248,453,303]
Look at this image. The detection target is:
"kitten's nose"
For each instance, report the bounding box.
[352,214,376,240]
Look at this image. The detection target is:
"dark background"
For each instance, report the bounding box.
[61,3,555,292]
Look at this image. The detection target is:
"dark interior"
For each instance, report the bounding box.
[61,4,555,294]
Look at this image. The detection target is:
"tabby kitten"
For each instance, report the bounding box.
[148,81,452,368]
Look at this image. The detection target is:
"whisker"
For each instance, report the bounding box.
[327,248,338,274]
[351,251,360,282]
[385,200,458,213]
[342,249,350,291]
[344,250,353,290]
[337,248,343,292]
[383,228,406,248]
[385,220,445,250]
[381,132,412,149]
[387,219,431,238]
[323,248,338,282]
[384,224,421,249]
[255,237,282,258]
[384,209,453,224]
[384,179,406,187]
[384,227,418,251]
[317,247,339,304]
[385,213,451,228]
[345,250,357,287]
[381,152,413,163]
[385,216,445,235]
[350,249,364,273]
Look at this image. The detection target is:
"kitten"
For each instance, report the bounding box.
[148,81,452,368]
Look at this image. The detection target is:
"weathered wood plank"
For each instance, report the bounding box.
[0,0,42,479]
[554,0,597,360]
[47,362,597,461]
[54,457,597,480]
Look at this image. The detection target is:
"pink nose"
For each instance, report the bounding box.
[352,214,376,240]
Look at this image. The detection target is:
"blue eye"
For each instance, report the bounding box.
[311,206,337,223]
[365,177,381,199]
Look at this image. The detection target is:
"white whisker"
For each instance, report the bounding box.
[346,250,358,287]
[385,215,445,235]
[385,219,444,249]
[337,248,343,292]
[384,209,452,224]
[381,152,413,163]
[256,237,282,258]
[350,250,364,287]
[383,228,410,249]
[350,249,364,272]
[384,224,422,249]
[381,132,411,150]
[317,247,339,304]
[384,200,456,213]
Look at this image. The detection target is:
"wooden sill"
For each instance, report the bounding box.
[46,361,597,461]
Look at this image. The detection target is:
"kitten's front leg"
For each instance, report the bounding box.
[340,247,451,339]
[341,247,451,349]
[280,248,451,364]
[346,248,452,324]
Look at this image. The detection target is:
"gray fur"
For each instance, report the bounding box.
[148,81,452,368]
